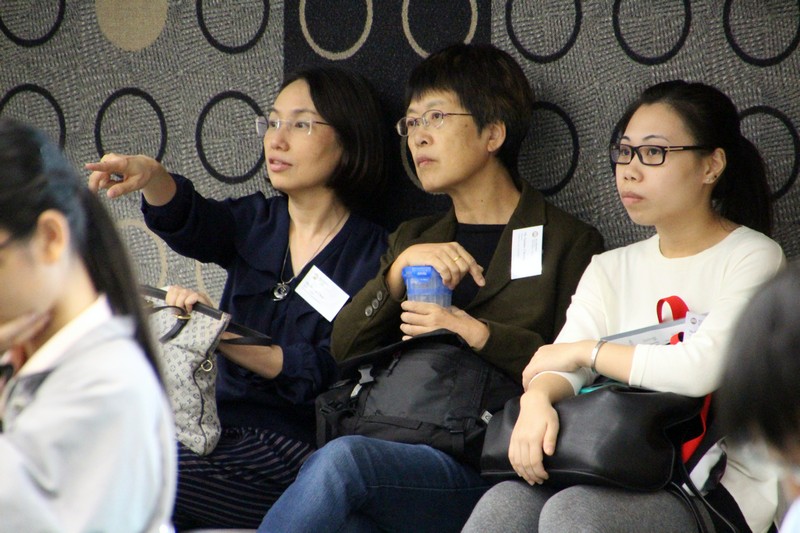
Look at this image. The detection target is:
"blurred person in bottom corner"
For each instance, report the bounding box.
[716,264,800,532]
[0,118,176,532]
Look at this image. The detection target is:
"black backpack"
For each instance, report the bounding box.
[316,330,522,468]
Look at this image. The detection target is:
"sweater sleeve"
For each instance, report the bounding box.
[629,237,786,396]
[548,255,611,394]
[141,173,239,268]
[331,229,406,360]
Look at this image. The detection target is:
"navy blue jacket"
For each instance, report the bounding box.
[142,174,388,443]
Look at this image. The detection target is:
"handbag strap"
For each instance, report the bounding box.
[146,304,190,343]
[656,295,713,462]
[657,295,689,344]
[672,455,740,533]
[221,322,272,347]
[681,394,712,462]
[656,297,739,532]
[140,285,272,347]
[657,295,689,321]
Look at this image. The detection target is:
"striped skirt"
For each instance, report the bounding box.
[172,426,313,530]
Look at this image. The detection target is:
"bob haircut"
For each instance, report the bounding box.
[403,43,535,188]
[280,67,387,214]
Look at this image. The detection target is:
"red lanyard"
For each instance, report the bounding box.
[656,295,711,462]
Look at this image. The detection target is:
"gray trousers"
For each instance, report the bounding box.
[462,480,714,533]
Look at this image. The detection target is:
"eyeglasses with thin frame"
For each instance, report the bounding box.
[610,143,712,166]
[395,109,473,137]
[255,116,331,137]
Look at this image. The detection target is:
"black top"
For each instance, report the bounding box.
[452,223,504,308]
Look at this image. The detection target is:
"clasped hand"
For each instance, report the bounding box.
[391,242,484,293]
[399,301,489,351]
[163,285,214,313]
[510,342,596,486]
[521,341,595,392]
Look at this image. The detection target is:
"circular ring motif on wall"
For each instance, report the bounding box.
[612,0,690,65]
[723,0,800,67]
[197,0,268,54]
[0,83,66,148]
[740,105,799,200]
[528,101,580,196]
[301,0,372,61]
[196,90,264,184]
[505,0,581,63]
[95,88,167,161]
[403,0,477,58]
[0,0,64,47]
[116,218,169,288]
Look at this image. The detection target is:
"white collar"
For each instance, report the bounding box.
[17,294,113,377]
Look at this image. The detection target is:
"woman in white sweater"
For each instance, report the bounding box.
[0,118,176,532]
[464,81,785,532]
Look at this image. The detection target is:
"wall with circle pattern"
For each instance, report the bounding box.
[1,0,798,303]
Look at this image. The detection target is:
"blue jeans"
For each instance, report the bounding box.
[258,435,490,533]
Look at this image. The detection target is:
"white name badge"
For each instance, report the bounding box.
[295,265,350,322]
[511,225,543,280]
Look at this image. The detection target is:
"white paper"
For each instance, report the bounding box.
[511,225,543,280]
[295,266,349,322]
[603,313,707,345]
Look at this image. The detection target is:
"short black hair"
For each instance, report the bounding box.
[281,67,386,214]
[404,43,535,187]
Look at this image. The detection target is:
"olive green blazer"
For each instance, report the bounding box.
[331,182,605,382]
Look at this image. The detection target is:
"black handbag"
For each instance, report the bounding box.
[316,330,522,468]
[479,383,746,532]
[480,382,704,490]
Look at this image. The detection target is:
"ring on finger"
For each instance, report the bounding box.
[452,255,461,262]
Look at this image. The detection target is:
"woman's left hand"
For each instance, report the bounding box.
[522,341,594,391]
[399,301,490,350]
[164,285,214,313]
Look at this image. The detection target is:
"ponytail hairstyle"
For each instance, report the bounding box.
[614,80,773,236]
[0,118,161,379]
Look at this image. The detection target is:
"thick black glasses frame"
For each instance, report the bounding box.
[610,143,712,166]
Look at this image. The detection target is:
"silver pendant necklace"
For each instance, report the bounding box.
[272,245,295,301]
[271,211,348,302]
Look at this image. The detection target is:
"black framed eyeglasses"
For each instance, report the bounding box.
[256,116,331,137]
[395,109,473,136]
[610,143,712,166]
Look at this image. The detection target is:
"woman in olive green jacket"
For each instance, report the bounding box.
[332,179,603,379]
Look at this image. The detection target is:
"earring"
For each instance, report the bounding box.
[705,175,717,184]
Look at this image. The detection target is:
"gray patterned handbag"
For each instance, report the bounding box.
[141,285,271,455]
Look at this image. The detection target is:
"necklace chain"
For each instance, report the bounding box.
[272,211,347,301]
